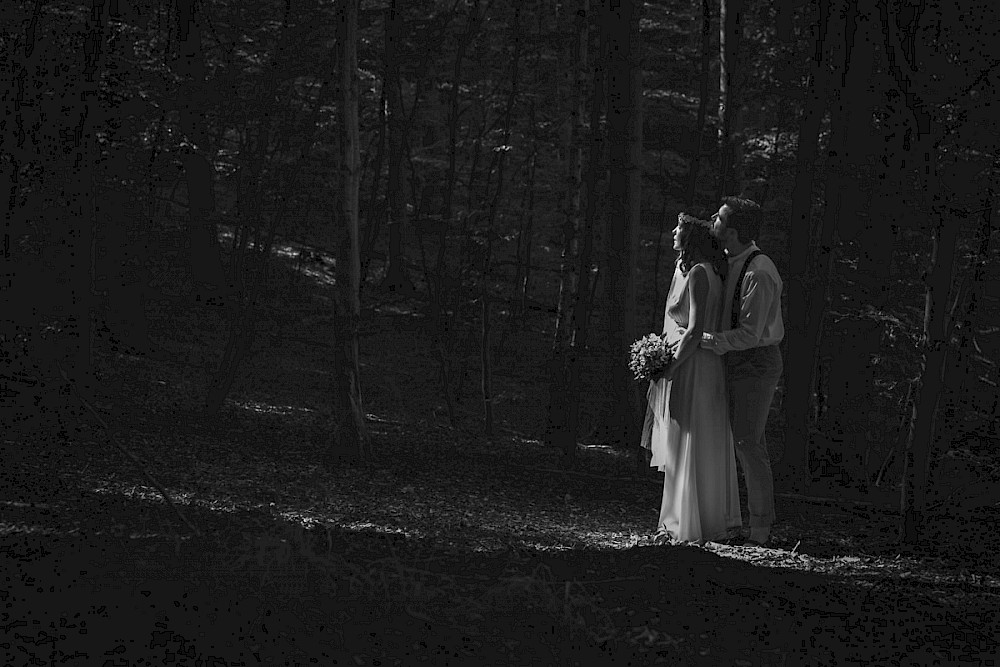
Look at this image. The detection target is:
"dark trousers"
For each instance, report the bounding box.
[726,344,783,528]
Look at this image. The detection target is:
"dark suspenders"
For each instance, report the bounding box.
[731,250,763,330]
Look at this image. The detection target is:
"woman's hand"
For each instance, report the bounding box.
[650,345,679,384]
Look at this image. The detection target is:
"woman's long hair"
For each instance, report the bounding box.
[676,213,727,281]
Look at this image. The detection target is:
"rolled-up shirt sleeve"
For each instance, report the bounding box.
[704,271,778,355]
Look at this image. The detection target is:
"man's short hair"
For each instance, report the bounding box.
[721,196,763,244]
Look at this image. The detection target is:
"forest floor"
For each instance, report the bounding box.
[3,244,1000,666]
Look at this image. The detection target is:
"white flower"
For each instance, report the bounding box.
[628,334,677,382]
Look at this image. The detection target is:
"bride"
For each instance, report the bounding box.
[640,213,742,544]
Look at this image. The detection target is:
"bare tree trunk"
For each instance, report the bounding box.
[933,200,994,492]
[870,0,952,545]
[382,0,414,294]
[685,0,713,207]
[820,3,888,488]
[798,101,848,477]
[716,0,745,200]
[175,0,227,295]
[846,186,897,484]
[651,158,669,331]
[561,13,606,462]
[431,0,483,426]
[64,0,111,389]
[786,1,869,488]
[204,108,276,416]
[479,1,523,438]
[2,4,40,345]
[605,0,643,467]
[517,148,537,322]
[777,0,833,484]
[555,0,588,344]
[359,100,386,284]
[547,0,589,458]
[330,0,369,464]
[900,165,955,545]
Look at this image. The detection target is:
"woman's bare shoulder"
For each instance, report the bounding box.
[687,263,710,292]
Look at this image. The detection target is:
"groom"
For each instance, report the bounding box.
[702,197,784,547]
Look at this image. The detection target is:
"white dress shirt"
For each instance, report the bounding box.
[704,243,784,354]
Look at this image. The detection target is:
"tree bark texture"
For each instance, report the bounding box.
[685,0,713,207]
[716,0,745,200]
[330,0,369,463]
[605,0,642,463]
[872,0,954,545]
[480,1,524,439]
[563,12,606,463]
[778,0,834,481]
[820,3,890,487]
[430,0,483,426]
[548,0,589,458]
[203,108,277,417]
[64,0,111,385]
[900,183,956,545]
[382,0,414,294]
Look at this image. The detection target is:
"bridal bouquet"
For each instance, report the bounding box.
[629,334,678,382]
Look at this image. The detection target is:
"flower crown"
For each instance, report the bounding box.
[677,212,713,230]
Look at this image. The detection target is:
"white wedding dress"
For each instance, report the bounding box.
[640,263,742,542]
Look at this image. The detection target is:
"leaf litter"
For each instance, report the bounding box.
[3,266,999,665]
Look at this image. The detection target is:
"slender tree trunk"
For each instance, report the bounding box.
[562,13,606,460]
[788,0,880,488]
[799,102,848,477]
[871,0,951,544]
[893,84,949,542]
[935,201,994,477]
[557,0,588,338]
[831,124,902,487]
[431,0,482,426]
[382,0,414,294]
[651,161,669,331]
[547,0,589,458]
[438,1,481,277]
[480,1,523,439]
[64,0,112,389]
[175,0,227,294]
[3,4,40,343]
[821,2,888,488]
[517,148,537,323]
[203,107,278,416]
[777,0,833,483]
[900,164,955,545]
[330,0,369,464]
[605,0,643,465]
[359,101,386,284]
[685,0,713,207]
[716,0,745,200]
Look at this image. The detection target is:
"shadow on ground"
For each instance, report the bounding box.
[3,470,997,666]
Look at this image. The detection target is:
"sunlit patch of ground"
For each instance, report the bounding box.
[375,302,423,317]
[43,444,1000,622]
[5,411,999,665]
[230,398,316,416]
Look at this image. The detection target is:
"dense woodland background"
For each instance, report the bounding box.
[1,0,999,663]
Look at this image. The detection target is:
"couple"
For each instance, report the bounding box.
[641,197,784,547]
